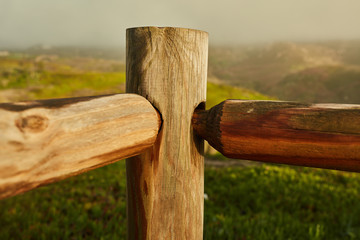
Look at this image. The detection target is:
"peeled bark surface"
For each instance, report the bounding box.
[0,94,161,199]
[126,27,208,239]
[193,100,360,172]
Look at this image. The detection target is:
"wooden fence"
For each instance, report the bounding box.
[1,26,360,239]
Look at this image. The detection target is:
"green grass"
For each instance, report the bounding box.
[32,72,125,99]
[1,163,360,239]
[0,57,126,100]
[204,166,360,240]
[207,82,274,108]
[0,161,128,240]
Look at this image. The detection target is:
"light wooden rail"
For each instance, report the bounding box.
[0,94,161,199]
[192,100,360,172]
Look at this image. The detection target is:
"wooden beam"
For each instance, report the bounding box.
[0,94,161,199]
[193,100,360,172]
[126,27,208,239]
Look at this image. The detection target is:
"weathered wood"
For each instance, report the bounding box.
[0,94,161,199]
[126,27,208,239]
[193,100,360,172]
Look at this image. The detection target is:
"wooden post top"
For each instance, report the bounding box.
[126,26,208,34]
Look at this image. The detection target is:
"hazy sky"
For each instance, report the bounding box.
[1,0,360,48]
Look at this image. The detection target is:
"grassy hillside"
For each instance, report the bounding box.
[206,81,274,108]
[209,41,360,103]
[1,55,360,239]
[0,56,125,102]
[270,65,360,103]
[1,161,360,240]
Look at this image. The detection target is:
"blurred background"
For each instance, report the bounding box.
[1,1,360,239]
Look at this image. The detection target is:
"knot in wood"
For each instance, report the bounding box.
[16,115,49,133]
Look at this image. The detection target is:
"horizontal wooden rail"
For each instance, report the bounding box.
[0,94,161,199]
[193,100,360,172]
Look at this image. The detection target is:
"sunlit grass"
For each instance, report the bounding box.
[1,163,359,239]
[204,165,360,239]
[0,161,127,239]
[33,72,126,99]
[207,82,274,108]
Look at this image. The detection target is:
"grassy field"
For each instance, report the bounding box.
[1,162,360,240]
[1,55,360,239]
[0,56,126,101]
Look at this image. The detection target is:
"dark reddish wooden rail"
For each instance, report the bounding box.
[192,100,360,172]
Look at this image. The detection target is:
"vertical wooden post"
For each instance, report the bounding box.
[126,27,208,239]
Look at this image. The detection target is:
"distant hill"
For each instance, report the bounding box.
[209,40,360,103]
[270,65,360,103]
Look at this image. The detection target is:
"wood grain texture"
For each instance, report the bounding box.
[126,27,208,239]
[0,94,161,199]
[193,100,360,172]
